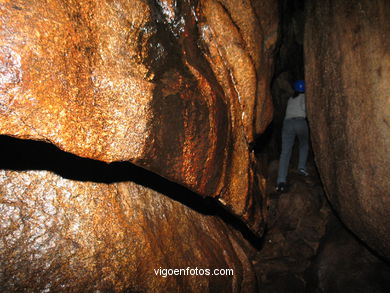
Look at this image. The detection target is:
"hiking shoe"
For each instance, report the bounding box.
[275,182,287,193]
[298,168,309,176]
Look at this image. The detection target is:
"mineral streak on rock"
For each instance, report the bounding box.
[137,0,277,232]
[0,0,278,233]
[252,0,278,135]
[187,0,277,227]
[197,0,277,139]
[305,0,390,259]
[0,169,258,292]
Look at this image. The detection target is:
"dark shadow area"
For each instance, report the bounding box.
[252,122,276,154]
[275,0,305,79]
[305,215,390,292]
[317,184,390,266]
[0,135,263,248]
[0,135,146,184]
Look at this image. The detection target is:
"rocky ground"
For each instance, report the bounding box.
[251,155,390,292]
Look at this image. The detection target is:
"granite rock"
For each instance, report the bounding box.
[305,0,390,259]
[0,169,258,292]
[0,0,278,234]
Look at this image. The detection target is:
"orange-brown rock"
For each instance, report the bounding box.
[0,167,259,292]
[0,0,155,161]
[305,0,390,259]
[0,0,278,233]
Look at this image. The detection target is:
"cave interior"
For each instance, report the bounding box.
[0,0,389,292]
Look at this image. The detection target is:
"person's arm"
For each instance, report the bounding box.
[301,94,306,114]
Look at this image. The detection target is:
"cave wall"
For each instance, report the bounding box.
[305,0,390,259]
[0,169,259,292]
[0,0,389,291]
[0,0,278,234]
[0,0,279,291]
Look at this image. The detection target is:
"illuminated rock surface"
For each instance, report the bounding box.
[0,0,278,291]
[0,167,259,292]
[2,0,388,291]
[305,0,390,259]
[0,0,278,234]
[2,137,388,292]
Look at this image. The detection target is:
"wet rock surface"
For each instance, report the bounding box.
[0,167,259,293]
[1,0,389,291]
[0,0,279,291]
[0,0,155,161]
[0,0,278,234]
[1,138,388,293]
[305,0,390,259]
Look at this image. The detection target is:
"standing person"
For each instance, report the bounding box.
[276,80,309,192]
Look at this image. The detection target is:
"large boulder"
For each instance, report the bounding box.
[307,218,390,293]
[0,167,258,292]
[0,0,278,234]
[0,0,279,291]
[305,0,390,258]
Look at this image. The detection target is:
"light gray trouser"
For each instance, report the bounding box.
[277,117,309,183]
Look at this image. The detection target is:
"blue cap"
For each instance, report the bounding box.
[294,80,305,92]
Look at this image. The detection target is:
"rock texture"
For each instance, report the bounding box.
[253,158,390,293]
[0,1,279,290]
[0,0,278,234]
[305,0,390,259]
[0,168,259,292]
[254,160,331,292]
[307,218,390,293]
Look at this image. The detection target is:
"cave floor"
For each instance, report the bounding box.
[250,157,390,292]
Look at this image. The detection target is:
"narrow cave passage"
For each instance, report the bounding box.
[255,0,308,174]
[252,0,390,291]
